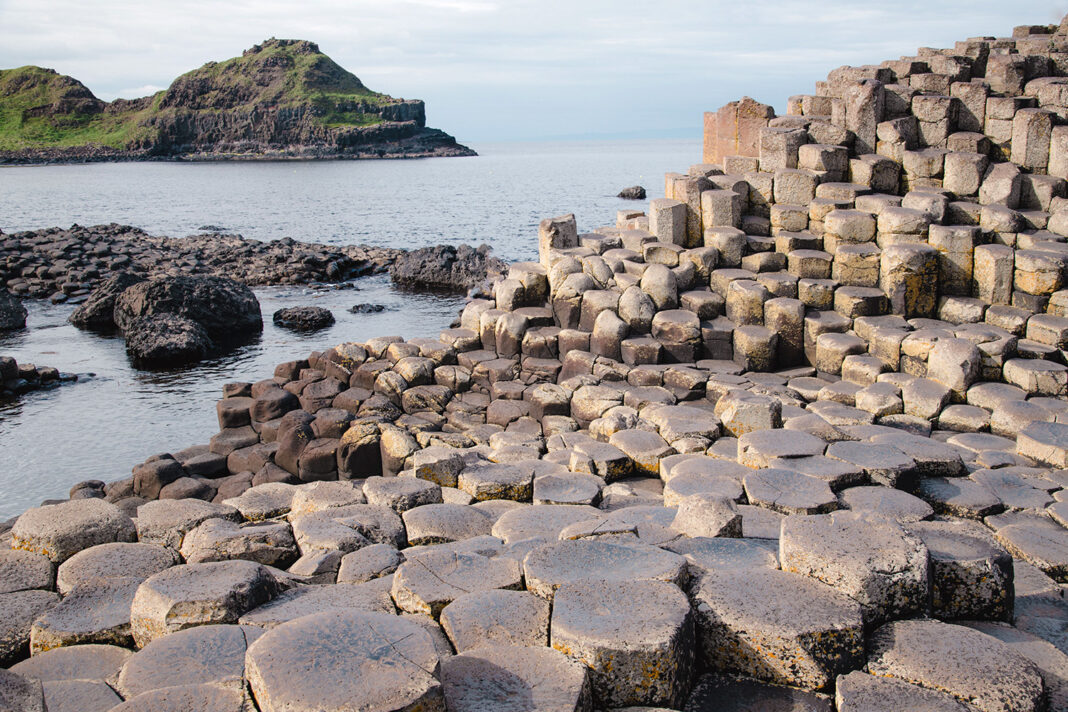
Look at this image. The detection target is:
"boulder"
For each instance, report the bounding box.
[68,272,144,329]
[390,243,507,292]
[272,306,334,331]
[617,186,647,200]
[0,289,27,330]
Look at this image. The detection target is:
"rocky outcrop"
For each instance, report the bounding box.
[0,290,26,330]
[389,244,507,293]
[110,275,262,365]
[0,39,475,164]
[618,186,647,199]
[0,224,401,301]
[68,273,145,329]
[0,355,75,398]
[272,306,335,331]
[9,13,1068,712]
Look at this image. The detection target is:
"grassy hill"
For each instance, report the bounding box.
[0,39,469,160]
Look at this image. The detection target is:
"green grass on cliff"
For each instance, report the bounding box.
[0,41,393,152]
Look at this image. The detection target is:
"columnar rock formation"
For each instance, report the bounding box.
[4,16,1068,712]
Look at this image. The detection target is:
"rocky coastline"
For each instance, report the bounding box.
[4,14,1068,712]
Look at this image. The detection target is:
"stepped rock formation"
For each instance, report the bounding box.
[7,14,1068,712]
[0,39,475,163]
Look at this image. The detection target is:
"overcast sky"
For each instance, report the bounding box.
[1,1,1065,142]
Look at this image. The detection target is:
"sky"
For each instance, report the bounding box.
[0,1,1066,143]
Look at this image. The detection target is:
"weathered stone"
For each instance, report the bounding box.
[867,619,1045,712]
[245,610,444,712]
[0,550,54,595]
[392,550,522,618]
[835,670,977,712]
[780,511,929,624]
[743,469,837,515]
[130,560,281,646]
[402,503,494,546]
[240,581,394,628]
[908,519,1013,622]
[7,642,130,682]
[114,623,250,699]
[690,567,864,691]
[441,644,590,712]
[12,499,136,563]
[29,576,141,653]
[180,518,297,568]
[522,539,686,599]
[440,589,549,651]
[551,578,693,708]
[0,590,59,664]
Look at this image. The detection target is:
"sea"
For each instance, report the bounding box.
[0,138,700,519]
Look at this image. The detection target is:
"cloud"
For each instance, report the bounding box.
[0,0,1062,140]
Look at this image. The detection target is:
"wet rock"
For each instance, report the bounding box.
[0,289,27,330]
[618,186,647,200]
[390,243,507,292]
[272,305,335,331]
[68,272,145,329]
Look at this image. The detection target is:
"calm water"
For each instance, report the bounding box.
[0,139,700,519]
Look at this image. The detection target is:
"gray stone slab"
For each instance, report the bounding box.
[684,672,833,711]
[9,643,132,682]
[869,619,1045,712]
[0,590,59,665]
[441,643,591,712]
[12,499,136,563]
[743,469,838,515]
[0,550,54,594]
[41,679,121,712]
[440,589,549,652]
[551,578,693,708]
[55,543,177,595]
[834,670,975,712]
[392,550,523,618]
[244,610,444,712]
[115,624,249,699]
[522,539,686,599]
[690,567,864,690]
[240,581,395,628]
[30,576,141,653]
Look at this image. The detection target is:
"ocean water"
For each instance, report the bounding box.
[0,138,700,519]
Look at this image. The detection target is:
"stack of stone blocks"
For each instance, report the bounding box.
[6,16,1068,712]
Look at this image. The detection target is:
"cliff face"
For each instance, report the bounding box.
[0,39,474,163]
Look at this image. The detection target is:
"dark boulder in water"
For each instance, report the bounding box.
[349,304,388,314]
[617,185,646,200]
[389,244,507,292]
[0,290,27,330]
[273,306,335,332]
[114,275,262,339]
[124,314,213,366]
[69,272,145,329]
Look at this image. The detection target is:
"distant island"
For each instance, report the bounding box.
[0,38,476,164]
